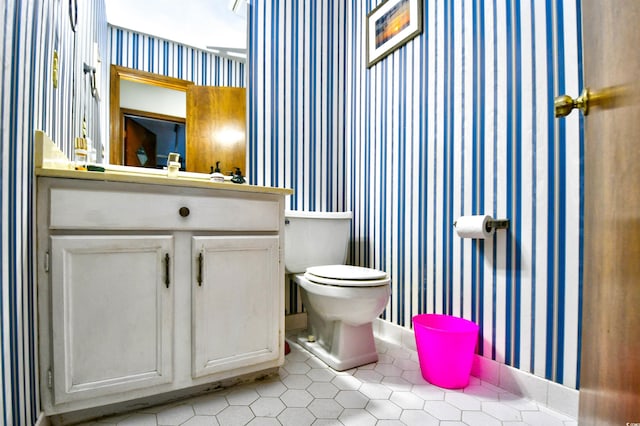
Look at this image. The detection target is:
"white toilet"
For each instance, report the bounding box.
[284,210,391,371]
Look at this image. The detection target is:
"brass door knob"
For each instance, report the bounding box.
[555,88,590,117]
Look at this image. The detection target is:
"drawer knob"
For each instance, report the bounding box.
[179,207,190,217]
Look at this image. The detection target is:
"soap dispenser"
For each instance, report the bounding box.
[231,167,246,184]
[210,161,225,183]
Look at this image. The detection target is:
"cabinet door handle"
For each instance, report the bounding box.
[197,252,203,286]
[179,207,190,217]
[164,253,170,288]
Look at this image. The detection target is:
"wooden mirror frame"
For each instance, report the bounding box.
[109,65,194,165]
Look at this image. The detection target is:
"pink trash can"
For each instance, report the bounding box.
[412,314,479,389]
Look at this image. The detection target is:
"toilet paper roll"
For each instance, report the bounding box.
[455,215,494,239]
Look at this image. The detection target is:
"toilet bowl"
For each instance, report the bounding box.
[284,211,391,371]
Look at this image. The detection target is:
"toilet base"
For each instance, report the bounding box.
[297,322,379,371]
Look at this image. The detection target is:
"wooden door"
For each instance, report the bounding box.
[186,86,246,174]
[579,1,640,424]
[124,116,157,168]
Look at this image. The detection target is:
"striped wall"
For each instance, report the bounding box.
[248,0,584,389]
[1,0,108,424]
[0,10,244,424]
[109,26,246,88]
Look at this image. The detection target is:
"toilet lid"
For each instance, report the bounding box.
[304,265,389,287]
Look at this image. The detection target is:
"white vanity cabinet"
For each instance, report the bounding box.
[48,235,175,404]
[36,176,287,416]
[191,235,280,378]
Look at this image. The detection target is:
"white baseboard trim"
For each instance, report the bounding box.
[373,318,579,419]
[35,412,50,426]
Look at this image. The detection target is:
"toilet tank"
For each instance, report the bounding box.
[284,211,352,273]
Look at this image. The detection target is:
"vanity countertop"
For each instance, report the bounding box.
[35,167,294,196]
[34,131,293,196]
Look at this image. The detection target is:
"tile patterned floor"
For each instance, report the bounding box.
[80,337,577,426]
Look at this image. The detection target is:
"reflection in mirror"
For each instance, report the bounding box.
[121,79,186,117]
[124,113,186,169]
[110,65,192,166]
[135,147,148,167]
[110,65,247,174]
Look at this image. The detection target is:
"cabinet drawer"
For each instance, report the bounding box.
[49,187,280,231]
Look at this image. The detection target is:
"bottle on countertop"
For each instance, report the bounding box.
[231,167,246,184]
[167,152,181,178]
[210,161,225,183]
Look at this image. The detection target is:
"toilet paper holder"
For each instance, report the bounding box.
[453,218,510,233]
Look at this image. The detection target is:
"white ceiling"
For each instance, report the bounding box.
[104,0,247,51]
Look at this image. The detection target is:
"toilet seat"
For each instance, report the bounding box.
[304,265,389,287]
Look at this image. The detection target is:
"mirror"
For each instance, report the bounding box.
[109,65,246,174]
[109,65,192,167]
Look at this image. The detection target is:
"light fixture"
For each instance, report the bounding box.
[228,0,247,17]
[205,46,247,61]
[226,51,246,60]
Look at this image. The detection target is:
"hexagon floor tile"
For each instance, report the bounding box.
[77,338,576,426]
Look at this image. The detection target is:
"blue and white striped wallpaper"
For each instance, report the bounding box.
[109,26,246,88]
[0,2,584,423]
[1,0,108,424]
[248,0,584,389]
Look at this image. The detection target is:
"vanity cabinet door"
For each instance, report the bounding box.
[49,235,174,404]
[191,235,280,378]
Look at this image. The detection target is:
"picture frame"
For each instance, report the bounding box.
[366,0,423,68]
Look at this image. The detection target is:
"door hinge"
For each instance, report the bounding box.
[44,251,50,273]
[47,369,53,389]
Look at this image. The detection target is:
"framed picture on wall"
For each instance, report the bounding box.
[366,0,422,67]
